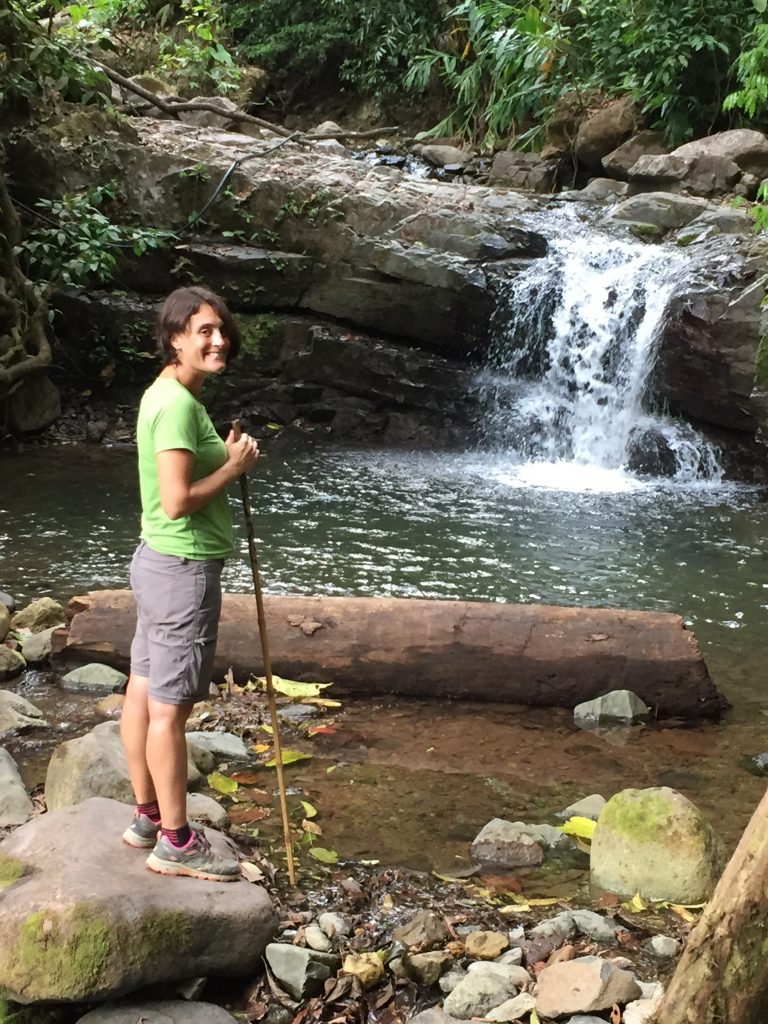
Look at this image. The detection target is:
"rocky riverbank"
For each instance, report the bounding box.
[0,593,744,1024]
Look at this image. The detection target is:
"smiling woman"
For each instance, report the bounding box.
[119,285,260,882]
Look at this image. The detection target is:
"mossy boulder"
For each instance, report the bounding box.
[0,798,277,1003]
[590,786,726,902]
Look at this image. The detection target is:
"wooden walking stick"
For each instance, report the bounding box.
[232,421,296,886]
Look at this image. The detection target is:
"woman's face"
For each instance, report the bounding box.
[172,303,229,375]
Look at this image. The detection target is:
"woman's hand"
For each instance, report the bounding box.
[225,429,260,476]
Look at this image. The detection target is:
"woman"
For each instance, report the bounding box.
[120,285,260,882]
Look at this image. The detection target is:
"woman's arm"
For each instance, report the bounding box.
[156,430,259,520]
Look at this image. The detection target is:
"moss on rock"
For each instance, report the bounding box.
[3,905,194,1002]
[0,856,24,890]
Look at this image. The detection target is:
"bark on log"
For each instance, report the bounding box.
[52,591,725,717]
[653,785,768,1023]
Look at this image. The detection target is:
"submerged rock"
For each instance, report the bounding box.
[590,786,726,902]
[0,691,48,739]
[0,799,277,1003]
[574,690,650,725]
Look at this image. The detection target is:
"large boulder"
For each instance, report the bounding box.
[672,129,768,178]
[610,192,709,231]
[628,152,743,197]
[6,373,61,434]
[0,691,47,740]
[0,799,277,1002]
[602,130,668,180]
[489,152,559,193]
[590,787,726,902]
[0,748,34,826]
[45,722,205,810]
[575,97,637,171]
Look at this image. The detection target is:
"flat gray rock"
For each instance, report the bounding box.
[61,664,128,693]
[185,731,250,761]
[0,798,277,1003]
[77,1000,239,1023]
[0,690,47,739]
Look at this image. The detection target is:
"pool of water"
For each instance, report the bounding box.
[3,443,768,709]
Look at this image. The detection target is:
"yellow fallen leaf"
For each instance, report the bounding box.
[301,698,342,707]
[265,749,312,767]
[256,675,332,699]
[500,902,531,914]
[560,816,597,841]
[528,897,560,907]
[301,800,318,819]
[260,724,274,734]
[668,903,699,922]
[623,892,648,913]
[207,772,238,795]
[252,743,270,754]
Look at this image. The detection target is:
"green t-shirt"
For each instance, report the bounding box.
[136,378,234,559]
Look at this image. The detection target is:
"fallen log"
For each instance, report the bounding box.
[52,591,724,717]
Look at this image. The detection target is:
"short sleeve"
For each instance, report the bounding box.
[151,394,198,454]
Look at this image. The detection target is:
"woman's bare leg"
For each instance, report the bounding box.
[145,697,193,829]
[120,673,156,804]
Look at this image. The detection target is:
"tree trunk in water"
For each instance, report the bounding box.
[654,785,768,1023]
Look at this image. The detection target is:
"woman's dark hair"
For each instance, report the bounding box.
[156,286,241,366]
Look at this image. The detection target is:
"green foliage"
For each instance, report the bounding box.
[724,22,768,120]
[407,0,761,146]
[157,0,241,92]
[18,183,173,288]
[228,0,445,99]
[0,1,107,109]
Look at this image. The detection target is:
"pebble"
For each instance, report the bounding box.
[496,948,524,966]
[485,993,536,1022]
[319,911,351,939]
[305,923,333,952]
[405,950,454,986]
[464,930,509,959]
[466,962,531,988]
[646,935,681,959]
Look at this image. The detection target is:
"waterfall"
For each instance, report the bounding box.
[477,210,722,485]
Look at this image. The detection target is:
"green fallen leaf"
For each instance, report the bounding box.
[560,815,597,841]
[326,765,337,774]
[265,749,313,767]
[301,800,318,819]
[260,724,274,734]
[208,772,239,795]
[309,846,339,864]
[530,1010,541,1024]
[257,675,332,699]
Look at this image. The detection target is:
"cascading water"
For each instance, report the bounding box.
[477,209,723,487]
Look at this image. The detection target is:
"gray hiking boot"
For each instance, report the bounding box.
[146,827,240,882]
[122,812,161,849]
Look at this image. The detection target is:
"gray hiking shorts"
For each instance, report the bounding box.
[129,540,224,705]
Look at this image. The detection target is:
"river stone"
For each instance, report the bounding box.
[405,950,454,986]
[61,664,128,694]
[304,922,332,952]
[646,934,681,959]
[7,372,61,434]
[0,691,48,739]
[421,145,470,169]
[0,798,276,1002]
[0,647,26,683]
[489,151,559,192]
[0,591,15,613]
[464,931,509,960]
[574,690,650,725]
[0,748,34,825]
[443,971,519,1019]
[466,963,531,989]
[185,792,229,829]
[486,993,536,1021]
[623,983,664,1024]
[265,944,339,1000]
[20,625,62,664]
[0,604,10,643]
[409,1010,464,1024]
[535,956,642,1018]
[575,97,637,170]
[11,598,66,633]
[590,787,726,902]
[558,795,606,821]
[45,722,203,810]
[76,1000,239,1023]
[470,819,544,867]
[318,911,351,938]
[184,730,250,761]
[393,910,449,948]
